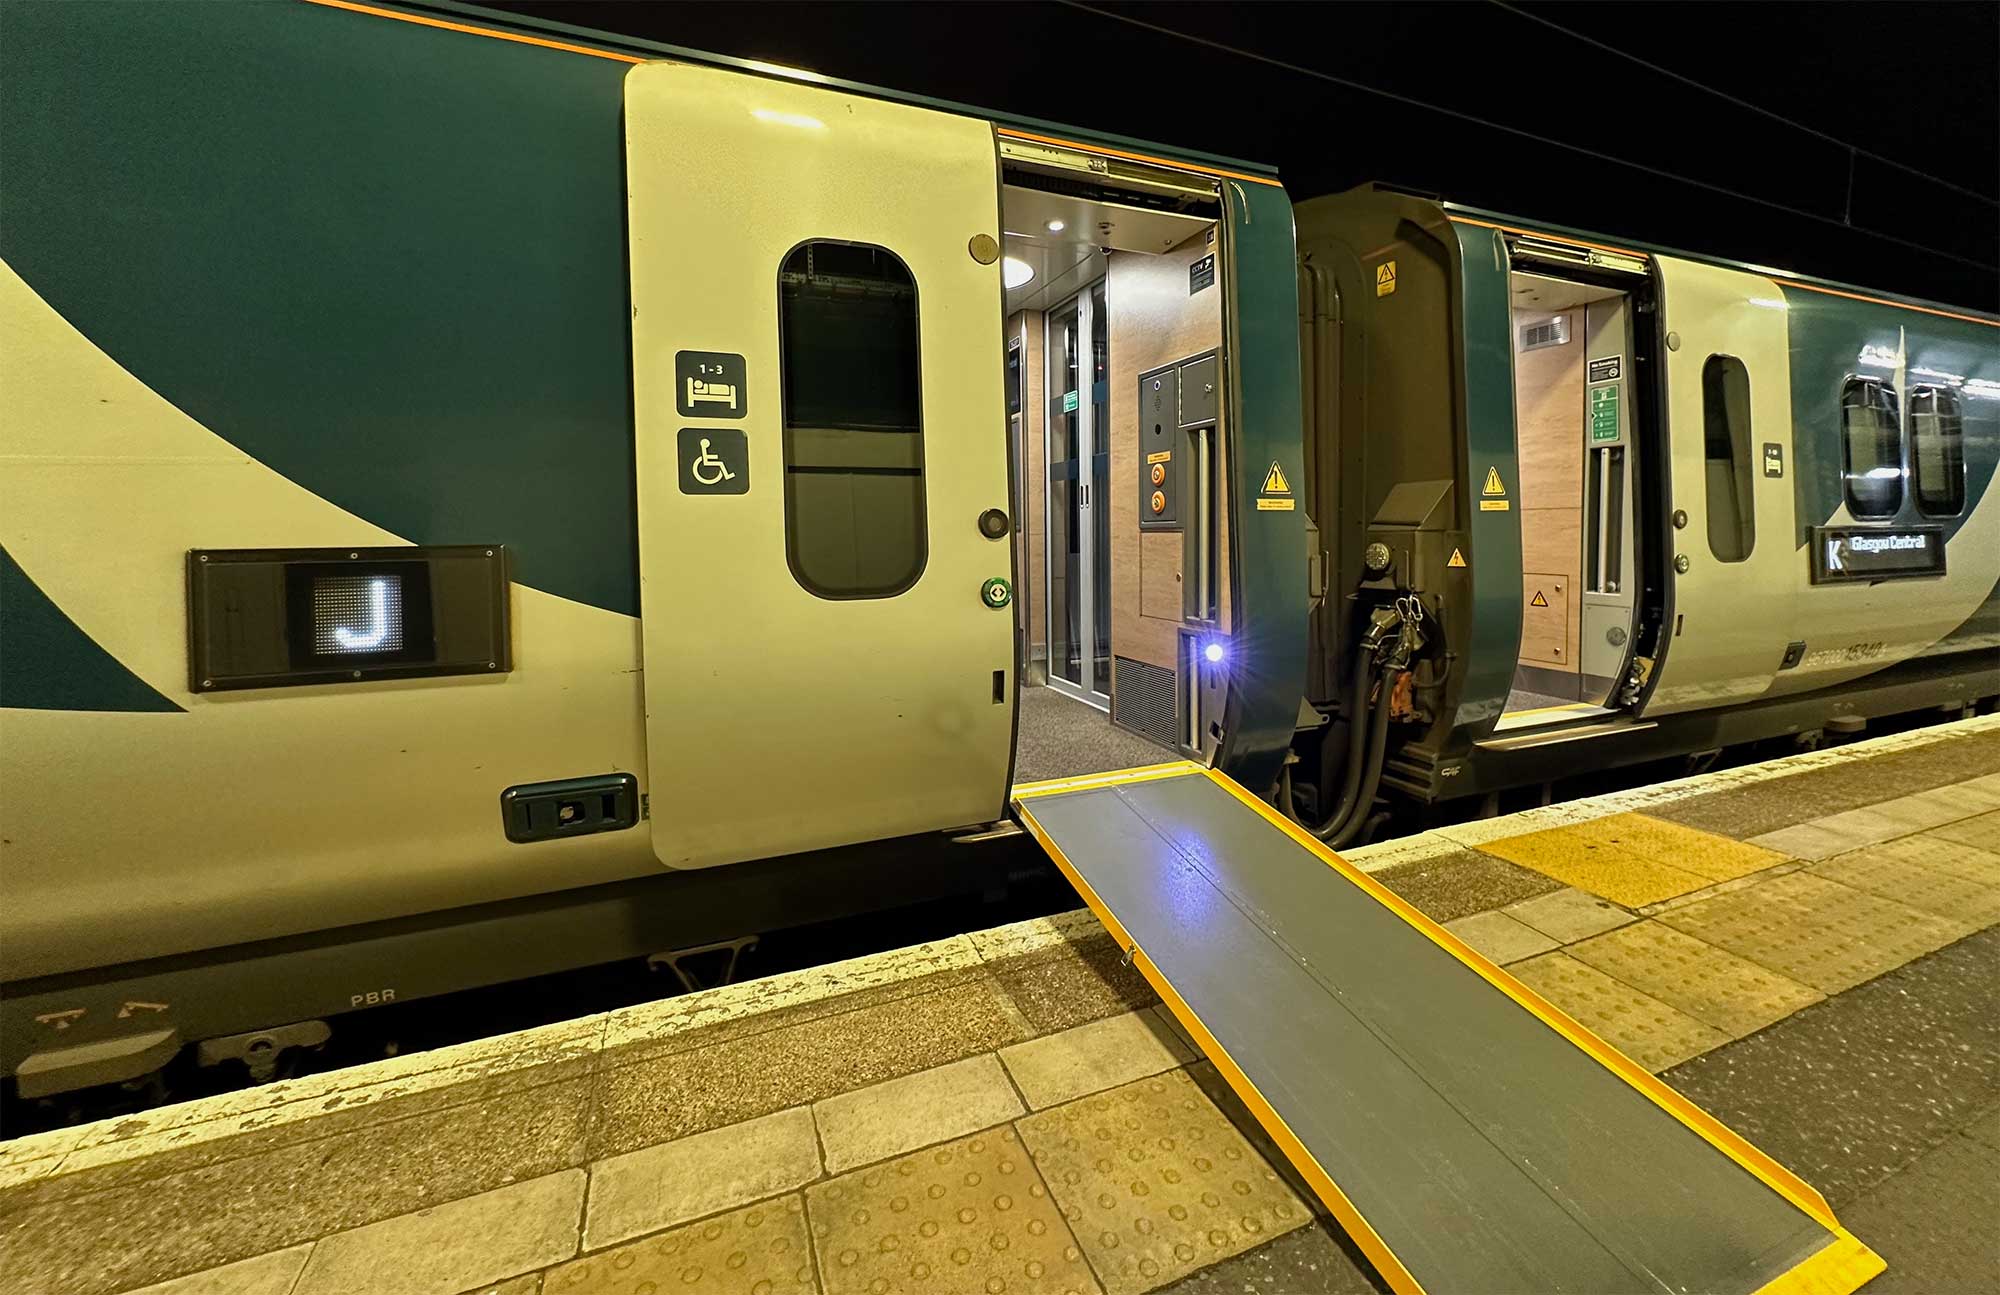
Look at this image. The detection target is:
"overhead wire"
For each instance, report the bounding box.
[1059,0,1998,273]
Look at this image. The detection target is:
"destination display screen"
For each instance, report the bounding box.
[1809,526,1946,584]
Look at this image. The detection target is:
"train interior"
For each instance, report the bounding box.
[998,147,1230,780]
[1496,270,1642,731]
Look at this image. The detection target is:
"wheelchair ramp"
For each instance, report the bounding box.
[1012,762,1883,1295]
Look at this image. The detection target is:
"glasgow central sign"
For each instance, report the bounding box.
[1810,526,1946,584]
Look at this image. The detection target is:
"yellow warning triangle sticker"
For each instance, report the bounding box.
[1262,461,1291,495]
[1482,466,1506,496]
[1531,589,1549,607]
[1447,548,1467,569]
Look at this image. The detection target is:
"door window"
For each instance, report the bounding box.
[1840,378,1902,519]
[778,241,925,599]
[1700,355,1755,562]
[1910,386,1965,517]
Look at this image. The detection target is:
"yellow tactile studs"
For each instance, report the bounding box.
[544,1196,814,1295]
[807,1126,1102,1295]
[1508,950,1732,1071]
[1657,870,1973,994]
[1476,812,1787,906]
[1016,1069,1308,1295]
[1562,920,1823,1039]
[1813,835,2000,927]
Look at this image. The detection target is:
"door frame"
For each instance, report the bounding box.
[1042,282,1109,709]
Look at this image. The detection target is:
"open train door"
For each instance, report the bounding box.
[625,64,1014,867]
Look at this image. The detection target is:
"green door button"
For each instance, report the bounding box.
[981,577,1012,609]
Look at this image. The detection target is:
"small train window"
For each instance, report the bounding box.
[1701,355,1755,562]
[1910,386,1965,517]
[1840,378,1902,519]
[778,241,925,599]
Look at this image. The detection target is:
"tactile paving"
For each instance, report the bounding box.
[1562,920,1822,1039]
[1507,952,1730,1072]
[806,1126,1101,1295]
[544,1195,815,1295]
[1657,870,1974,994]
[1016,1069,1308,1295]
[1475,812,1784,907]
[1812,838,2000,928]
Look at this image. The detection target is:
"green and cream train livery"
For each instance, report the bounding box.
[0,0,1308,1095]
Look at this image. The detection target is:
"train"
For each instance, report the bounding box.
[2,0,1994,1100]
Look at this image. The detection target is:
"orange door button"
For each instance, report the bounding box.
[1150,490,1166,514]
[1150,463,1166,485]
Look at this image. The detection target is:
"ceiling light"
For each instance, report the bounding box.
[1045,219,1066,233]
[1003,257,1034,289]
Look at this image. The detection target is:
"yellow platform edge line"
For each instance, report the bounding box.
[1196,768,1850,1233]
[1010,803,1428,1295]
[1750,1230,1886,1295]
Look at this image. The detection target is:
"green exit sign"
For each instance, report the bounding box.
[1590,384,1620,443]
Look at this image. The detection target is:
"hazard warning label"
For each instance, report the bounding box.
[1447,548,1467,569]
[1530,589,1549,607]
[1257,461,1295,511]
[1479,465,1510,511]
[1376,261,1396,297]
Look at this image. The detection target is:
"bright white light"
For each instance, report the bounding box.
[1045,219,1066,233]
[1964,378,2000,400]
[1203,642,1226,665]
[333,579,393,650]
[1857,344,1900,368]
[1746,296,1788,311]
[1003,256,1034,289]
[750,108,825,130]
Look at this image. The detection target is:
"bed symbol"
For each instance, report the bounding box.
[685,377,739,411]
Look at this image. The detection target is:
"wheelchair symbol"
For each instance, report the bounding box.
[690,437,736,486]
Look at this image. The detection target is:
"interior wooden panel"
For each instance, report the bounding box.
[1107,229,1222,675]
[1140,529,1184,622]
[1519,571,1570,667]
[1010,309,1047,672]
[1511,307,1583,677]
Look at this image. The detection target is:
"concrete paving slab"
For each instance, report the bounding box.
[1153,1223,1383,1295]
[1964,1103,2000,1152]
[1813,842,2000,928]
[988,933,1161,1036]
[1927,809,2000,852]
[1507,952,1731,1072]
[1563,920,1823,1039]
[1440,910,1560,965]
[1664,926,2000,1207]
[1000,1010,1197,1111]
[0,1075,593,1295]
[1745,821,1865,862]
[1017,1070,1309,1295]
[1501,886,1636,943]
[805,1127,1099,1295]
[547,1195,815,1295]
[123,1246,314,1295]
[590,978,1024,1158]
[813,1054,1026,1175]
[464,1276,540,1295]
[1366,846,1563,922]
[292,1169,583,1295]
[1657,871,1974,994]
[1837,1134,2000,1295]
[583,1106,821,1251]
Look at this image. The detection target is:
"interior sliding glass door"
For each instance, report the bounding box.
[1044,284,1110,706]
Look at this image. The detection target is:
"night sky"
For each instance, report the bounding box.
[487,1,1998,310]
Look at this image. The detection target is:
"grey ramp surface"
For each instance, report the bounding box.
[1024,773,1845,1295]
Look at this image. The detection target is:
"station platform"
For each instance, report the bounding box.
[2,715,1996,1295]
